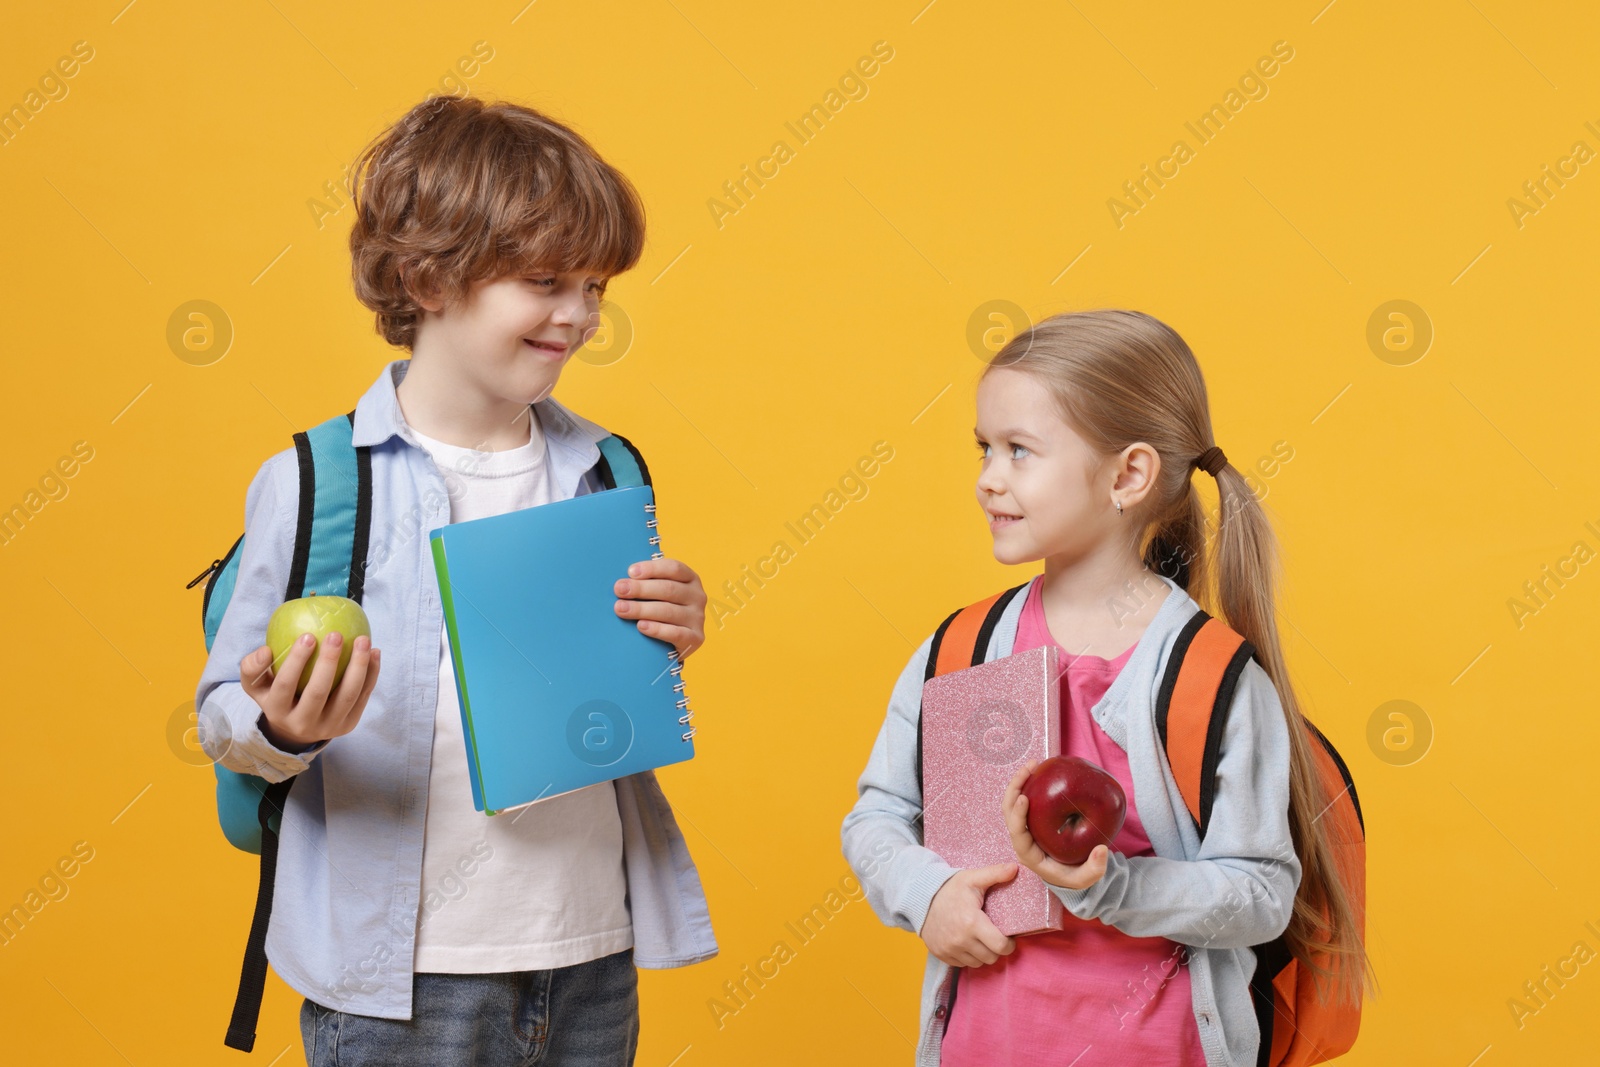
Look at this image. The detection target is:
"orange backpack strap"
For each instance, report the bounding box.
[1257,718,1368,1066]
[1159,611,1370,1065]
[914,581,1030,798]
[1155,609,1258,841]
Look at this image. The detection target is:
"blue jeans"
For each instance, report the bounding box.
[299,948,639,1066]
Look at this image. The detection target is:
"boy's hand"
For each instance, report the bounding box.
[1004,760,1111,891]
[614,557,706,660]
[921,863,1019,967]
[239,631,381,752]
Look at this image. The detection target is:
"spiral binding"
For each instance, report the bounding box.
[646,502,695,743]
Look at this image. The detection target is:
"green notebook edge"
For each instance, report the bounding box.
[430,532,493,814]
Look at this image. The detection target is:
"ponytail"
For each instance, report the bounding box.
[1204,462,1376,1007]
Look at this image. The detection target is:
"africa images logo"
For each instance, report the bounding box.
[966,699,1033,765]
[566,699,634,767]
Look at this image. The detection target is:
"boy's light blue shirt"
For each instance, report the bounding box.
[196,358,719,1019]
[841,573,1303,1067]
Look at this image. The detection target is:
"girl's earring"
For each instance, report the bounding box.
[1115,498,1123,516]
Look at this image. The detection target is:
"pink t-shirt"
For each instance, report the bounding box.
[940,580,1205,1065]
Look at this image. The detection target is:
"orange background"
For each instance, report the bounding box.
[2,1,1597,1064]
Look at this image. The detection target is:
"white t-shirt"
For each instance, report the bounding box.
[407,410,633,973]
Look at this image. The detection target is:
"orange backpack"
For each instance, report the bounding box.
[916,581,1366,1064]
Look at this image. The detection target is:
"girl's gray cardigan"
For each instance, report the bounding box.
[841,573,1302,1066]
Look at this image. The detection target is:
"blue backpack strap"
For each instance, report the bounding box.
[195,413,373,650]
[287,411,373,601]
[594,432,651,490]
[213,410,372,1054]
[215,412,372,855]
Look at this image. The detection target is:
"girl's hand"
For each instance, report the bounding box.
[1004,760,1111,892]
[614,557,706,660]
[921,863,1019,968]
[241,631,380,752]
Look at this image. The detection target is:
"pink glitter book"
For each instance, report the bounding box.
[921,644,1062,937]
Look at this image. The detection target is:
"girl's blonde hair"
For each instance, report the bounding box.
[985,308,1376,1008]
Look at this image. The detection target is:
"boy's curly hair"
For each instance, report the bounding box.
[347,94,647,349]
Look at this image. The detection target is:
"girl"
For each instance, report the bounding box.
[841,309,1372,1065]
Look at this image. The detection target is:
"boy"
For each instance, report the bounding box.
[196,94,718,1066]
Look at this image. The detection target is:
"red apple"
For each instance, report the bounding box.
[1022,755,1127,866]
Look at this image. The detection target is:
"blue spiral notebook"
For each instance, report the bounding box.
[428,484,695,815]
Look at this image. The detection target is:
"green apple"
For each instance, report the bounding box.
[266,593,372,697]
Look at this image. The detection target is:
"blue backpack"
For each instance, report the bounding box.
[188,408,652,1053]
